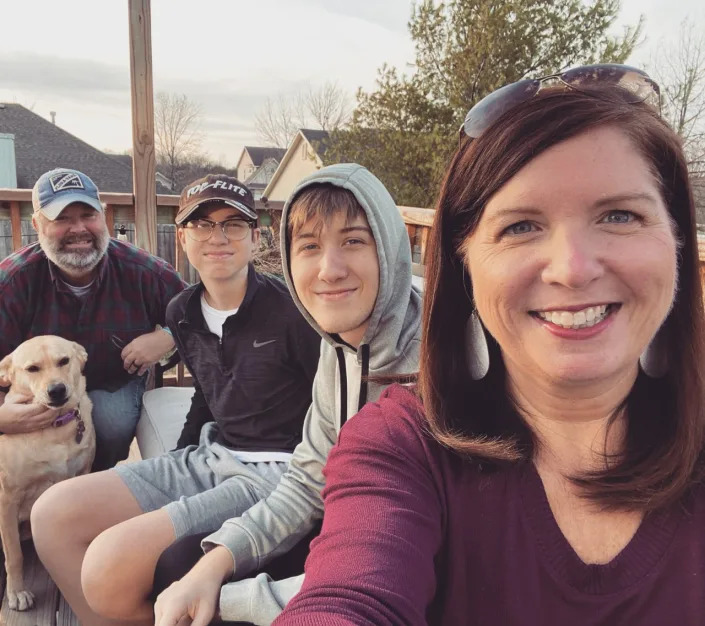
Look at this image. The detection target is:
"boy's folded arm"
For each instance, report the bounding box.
[203,359,338,575]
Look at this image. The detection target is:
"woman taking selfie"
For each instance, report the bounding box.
[274,65,705,625]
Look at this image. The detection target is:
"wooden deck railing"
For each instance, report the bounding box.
[399,206,434,265]
[8,187,705,282]
[0,189,287,273]
[0,188,436,266]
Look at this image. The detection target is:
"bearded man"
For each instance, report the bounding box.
[0,168,186,470]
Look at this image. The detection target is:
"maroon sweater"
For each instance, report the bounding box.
[275,385,705,626]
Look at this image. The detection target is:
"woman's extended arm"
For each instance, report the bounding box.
[274,386,445,626]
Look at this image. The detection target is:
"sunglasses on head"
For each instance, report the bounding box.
[460,64,661,140]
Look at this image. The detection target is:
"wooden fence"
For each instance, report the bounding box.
[0,190,435,271]
[6,187,705,286]
[0,219,199,280]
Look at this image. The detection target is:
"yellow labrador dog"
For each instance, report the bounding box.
[0,336,95,611]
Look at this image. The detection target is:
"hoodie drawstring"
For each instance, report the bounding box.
[337,344,370,428]
[358,344,370,412]
[335,347,348,427]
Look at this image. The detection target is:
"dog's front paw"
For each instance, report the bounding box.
[8,589,35,611]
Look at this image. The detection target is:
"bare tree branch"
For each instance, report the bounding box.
[305,82,351,131]
[254,94,305,148]
[154,92,203,189]
[254,82,351,147]
[651,20,705,175]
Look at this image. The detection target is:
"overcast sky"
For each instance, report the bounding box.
[0,0,702,167]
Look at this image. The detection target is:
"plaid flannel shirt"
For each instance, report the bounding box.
[0,240,187,392]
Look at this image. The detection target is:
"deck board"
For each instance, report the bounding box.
[55,596,80,626]
[0,542,59,626]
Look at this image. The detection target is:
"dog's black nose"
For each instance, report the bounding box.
[47,383,67,401]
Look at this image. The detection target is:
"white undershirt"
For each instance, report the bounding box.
[231,450,293,463]
[200,292,293,464]
[62,279,95,298]
[200,293,238,339]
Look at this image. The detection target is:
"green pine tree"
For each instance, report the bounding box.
[325,0,642,207]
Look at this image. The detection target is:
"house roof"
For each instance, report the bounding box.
[108,153,133,169]
[262,129,330,199]
[245,157,280,190]
[0,103,167,193]
[299,129,330,156]
[244,146,287,167]
[107,153,171,192]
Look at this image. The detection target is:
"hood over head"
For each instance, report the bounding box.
[280,163,422,372]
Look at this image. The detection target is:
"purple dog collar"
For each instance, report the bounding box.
[52,408,86,443]
[53,409,78,428]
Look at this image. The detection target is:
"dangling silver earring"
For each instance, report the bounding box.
[639,330,668,378]
[466,310,490,380]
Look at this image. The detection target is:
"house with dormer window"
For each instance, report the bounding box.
[235,146,286,185]
[261,129,329,203]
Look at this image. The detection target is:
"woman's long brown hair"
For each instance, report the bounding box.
[418,86,705,511]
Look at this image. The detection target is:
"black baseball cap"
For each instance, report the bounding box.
[176,174,257,225]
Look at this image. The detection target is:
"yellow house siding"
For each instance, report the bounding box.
[236,151,255,182]
[265,136,322,202]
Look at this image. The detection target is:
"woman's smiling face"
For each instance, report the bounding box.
[463,125,679,388]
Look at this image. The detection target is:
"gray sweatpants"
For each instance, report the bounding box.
[114,423,288,538]
[220,573,304,625]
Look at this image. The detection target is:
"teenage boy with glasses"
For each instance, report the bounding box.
[31,174,321,625]
[154,163,422,626]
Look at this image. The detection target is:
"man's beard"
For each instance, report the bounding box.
[38,228,110,273]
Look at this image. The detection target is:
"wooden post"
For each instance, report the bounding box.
[174,229,187,278]
[128,0,157,254]
[405,223,415,242]
[104,204,115,236]
[419,226,430,265]
[9,201,21,252]
[407,225,418,260]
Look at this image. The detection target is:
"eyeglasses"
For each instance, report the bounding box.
[183,218,255,242]
[461,64,661,140]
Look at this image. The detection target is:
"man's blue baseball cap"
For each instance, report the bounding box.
[32,168,103,220]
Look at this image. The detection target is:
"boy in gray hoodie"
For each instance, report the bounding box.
[154,163,422,626]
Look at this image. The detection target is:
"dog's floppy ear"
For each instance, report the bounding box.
[71,342,88,371]
[0,352,14,387]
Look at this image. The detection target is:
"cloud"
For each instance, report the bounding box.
[0,51,295,150]
[298,0,412,32]
[0,52,129,103]
[0,51,294,119]
[153,78,306,121]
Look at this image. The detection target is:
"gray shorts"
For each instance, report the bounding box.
[114,423,288,539]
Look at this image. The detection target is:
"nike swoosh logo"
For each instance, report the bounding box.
[253,339,276,348]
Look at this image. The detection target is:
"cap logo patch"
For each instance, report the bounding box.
[49,172,84,192]
[186,180,248,198]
